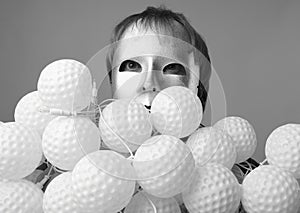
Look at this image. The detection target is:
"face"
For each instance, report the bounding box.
[110,25,200,108]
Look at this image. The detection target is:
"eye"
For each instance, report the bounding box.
[163,63,186,75]
[119,60,142,72]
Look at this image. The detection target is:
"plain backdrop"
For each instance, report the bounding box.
[1,0,300,162]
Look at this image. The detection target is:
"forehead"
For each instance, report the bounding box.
[112,23,193,65]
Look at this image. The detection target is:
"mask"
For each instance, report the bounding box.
[110,29,210,108]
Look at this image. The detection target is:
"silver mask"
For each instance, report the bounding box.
[110,29,210,108]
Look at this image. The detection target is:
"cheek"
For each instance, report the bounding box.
[112,72,144,98]
[159,76,189,89]
[114,72,142,88]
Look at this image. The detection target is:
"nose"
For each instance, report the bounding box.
[142,70,159,92]
[141,58,160,92]
[142,85,157,92]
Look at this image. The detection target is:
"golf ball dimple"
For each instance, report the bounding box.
[187,126,237,169]
[0,179,43,213]
[265,123,300,179]
[42,116,101,171]
[0,122,42,179]
[14,91,56,136]
[37,59,92,111]
[99,99,152,153]
[133,135,195,198]
[182,163,241,213]
[71,150,136,213]
[150,86,203,138]
[214,116,257,163]
[43,172,79,213]
[242,165,300,213]
[124,191,181,213]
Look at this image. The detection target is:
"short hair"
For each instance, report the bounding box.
[106,5,211,109]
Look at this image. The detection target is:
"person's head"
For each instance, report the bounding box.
[106,5,211,111]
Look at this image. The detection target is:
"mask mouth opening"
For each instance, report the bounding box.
[144,104,151,111]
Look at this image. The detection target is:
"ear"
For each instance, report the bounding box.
[189,50,211,112]
[188,51,200,95]
[197,81,208,112]
[107,69,113,84]
[199,52,211,96]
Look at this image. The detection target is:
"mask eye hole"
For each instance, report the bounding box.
[119,60,142,72]
[163,63,186,76]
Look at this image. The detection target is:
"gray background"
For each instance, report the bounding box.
[1,0,300,162]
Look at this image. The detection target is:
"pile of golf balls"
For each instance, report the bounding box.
[240,123,300,213]
[1,58,300,213]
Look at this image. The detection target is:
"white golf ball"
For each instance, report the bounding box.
[99,99,152,153]
[182,163,241,213]
[187,126,237,169]
[43,172,79,213]
[214,116,257,163]
[133,135,195,198]
[71,150,136,213]
[0,122,42,179]
[124,191,181,213]
[242,165,300,213]
[150,86,203,138]
[266,123,300,178]
[14,91,56,136]
[42,116,101,170]
[0,179,43,213]
[37,59,92,111]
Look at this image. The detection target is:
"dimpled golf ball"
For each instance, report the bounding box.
[99,99,152,153]
[265,123,300,178]
[214,116,257,163]
[14,91,56,136]
[0,179,43,213]
[0,122,42,179]
[72,150,136,213]
[124,191,181,213]
[133,135,195,198]
[37,59,92,111]
[242,165,300,213]
[187,127,237,169]
[43,172,79,213]
[182,163,241,213]
[150,86,203,138]
[42,116,101,170]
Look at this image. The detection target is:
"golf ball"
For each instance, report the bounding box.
[14,91,56,136]
[43,172,79,213]
[71,150,136,213]
[0,179,43,213]
[182,163,241,213]
[133,135,195,198]
[42,116,101,170]
[242,165,300,213]
[265,123,300,178]
[0,122,42,179]
[150,86,203,138]
[214,116,257,163]
[124,191,181,213]
[37,59,92,111]
[186,126,237,169]
[99,99,152,153]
